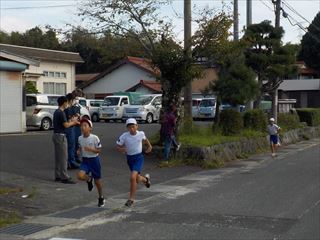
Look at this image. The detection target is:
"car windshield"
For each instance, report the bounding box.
[200,99,215,107]
[102,97,120,106]
[131,96,154,105]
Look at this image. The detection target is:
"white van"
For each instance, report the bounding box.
[192,98,203,119]
[198,98,216,120]
[99,95,130,122]
[26,94,90,130]
[122,94,162,123]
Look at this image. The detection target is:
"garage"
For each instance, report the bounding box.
[0,50,39,134]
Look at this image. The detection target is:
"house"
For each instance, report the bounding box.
[82,56,159,99]
[278,79,320,108]
[126,68,218,98]
[279,62,320,108]
[0,50,39,133]
[0,44,83,95]
[75,73,100,88]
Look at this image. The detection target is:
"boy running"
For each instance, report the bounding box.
[77,118,105,207]
[116,118,152,207]
[267,117,281,157]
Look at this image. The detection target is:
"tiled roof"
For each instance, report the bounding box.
[76,73,100,82]
[0,44,83,63]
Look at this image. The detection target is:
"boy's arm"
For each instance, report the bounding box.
[83,146,101,154]
[143,138,152,153]
[116,144,127,154]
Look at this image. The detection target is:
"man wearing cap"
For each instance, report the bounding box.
[267,118,281,157]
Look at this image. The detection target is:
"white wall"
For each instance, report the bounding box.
[25,60,75,94]
[0,71,24,133]
[84,63,156,94]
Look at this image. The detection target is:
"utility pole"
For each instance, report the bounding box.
[246,0,252,26]
[183,0,193,128]
[272,0,281,121]
[234,0,239,41]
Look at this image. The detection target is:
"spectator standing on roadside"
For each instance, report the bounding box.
[65,93,80,169]
[162,104,181,161]
[52,96,79,184]
[71,96,82,163]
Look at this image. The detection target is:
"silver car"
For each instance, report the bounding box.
[123,94,162,123]
[79,98,104,122]
[26,94,91,130]
[198,98,216,120]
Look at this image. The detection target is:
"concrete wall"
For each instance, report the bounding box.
[0,71,25,133]
[84,63,156,94]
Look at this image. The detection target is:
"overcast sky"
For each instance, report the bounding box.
[1,0,319,44]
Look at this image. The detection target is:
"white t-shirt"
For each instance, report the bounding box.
[267,124,280,135]
[78,134,102,158]
[116,131,146,156]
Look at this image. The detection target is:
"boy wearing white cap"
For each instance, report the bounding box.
[116,118,152,207]
[267,118,281,157]
[77,118,105,207]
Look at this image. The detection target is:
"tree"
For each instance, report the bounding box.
[300,12,320,72]
[243,20,297,116]
[25,81,39,94]
[78,0,200,136]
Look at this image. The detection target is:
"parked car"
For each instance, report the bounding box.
[192,98,203,119]
[123,94,162,123]
[26,94,90,130]
[198,98,216,120]
[99,95,130,122]
[78,98,104,122]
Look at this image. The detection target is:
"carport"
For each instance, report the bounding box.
[0,50,39,133]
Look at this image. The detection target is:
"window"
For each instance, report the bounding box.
[48,96,60,106]
[61,72,67,78]
[26,96,37,106]
[90,101,103,107]
[43,82,66,95]
[79,99,87,107]
[54,72,61,78]
[49,72,54,77]
[43,71,48,77]
[121,98,128,105]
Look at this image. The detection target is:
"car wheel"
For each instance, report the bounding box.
[146,113,153,124]
[92,113,99,122]
[40,118,51,131]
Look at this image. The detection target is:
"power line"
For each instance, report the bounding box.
[258,0,274,12]
[282,0,311,24]
[2,4,75,10]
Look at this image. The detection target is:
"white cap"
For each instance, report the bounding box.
[270,118,275,122]
[80,118,93,128]
[126,118,137,126]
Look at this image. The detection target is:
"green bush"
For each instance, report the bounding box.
[277,113,301,131]
[296,108,320,126]
[219,109,243,135]
[243,109,267,131]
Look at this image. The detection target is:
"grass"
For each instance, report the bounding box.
[0,209,22,228]
[178,126,264,147]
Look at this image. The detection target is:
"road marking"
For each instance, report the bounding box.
[0,132,49,137]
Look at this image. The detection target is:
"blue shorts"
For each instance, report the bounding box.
[126,153,144,173]
[270,135,279,145]
[80,156,101,179]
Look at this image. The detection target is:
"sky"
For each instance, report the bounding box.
[0,0,319,44]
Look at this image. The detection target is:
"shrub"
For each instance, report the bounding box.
[219,109,243,135]
[277,113,301,131]
[296,108,320,126]
[243,109,267,131]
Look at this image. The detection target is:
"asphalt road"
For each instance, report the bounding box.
[0,122,202,217]
[46,139,320,240]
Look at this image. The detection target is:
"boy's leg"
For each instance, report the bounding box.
[94,179,103,198]
[77,170,90,181]
[53,134,61,180]
[137,174,147,184]
[129,171,139,200]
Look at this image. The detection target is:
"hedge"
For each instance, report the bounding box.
[220,109,243,135]
[277,112,301,131]
[296,108,320,126]
[243,109,267,132]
